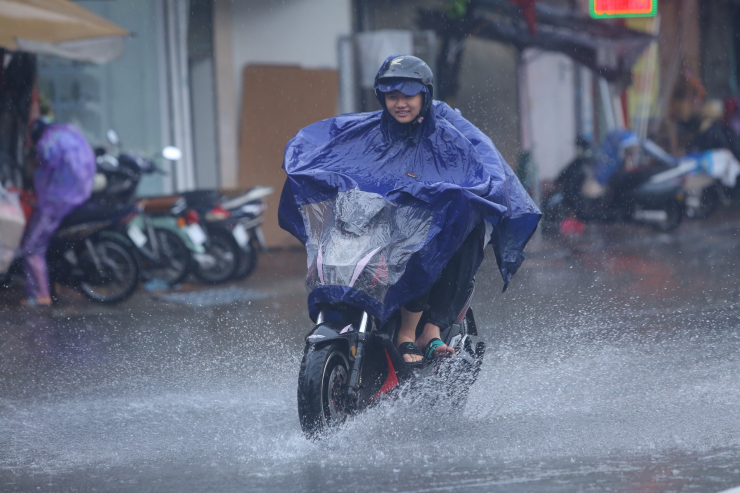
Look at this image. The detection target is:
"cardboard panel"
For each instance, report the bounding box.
[239,65,338,247]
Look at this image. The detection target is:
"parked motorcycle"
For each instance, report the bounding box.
[542,134,684,232]
[0,198,141,303]
[93,132,205,285]
[674,149,740,219]
[129,196,204,285]
[182,186,272,284]
[296,189,485,439]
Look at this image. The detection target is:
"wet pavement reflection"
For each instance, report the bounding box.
[1,209,740,492]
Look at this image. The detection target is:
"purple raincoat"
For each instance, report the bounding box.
[21,124,96,299]
[35,123,96,210]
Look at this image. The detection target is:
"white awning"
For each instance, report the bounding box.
[0,0,129,63]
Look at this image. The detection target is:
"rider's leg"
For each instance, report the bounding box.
[417,222,487,355]
[398,307,424,363]
[20,210,60,305]
[397,291,429,363]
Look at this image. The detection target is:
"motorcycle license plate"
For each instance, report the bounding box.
[127,225,148,247]
[186,224,207,246]
[232,223,249,248]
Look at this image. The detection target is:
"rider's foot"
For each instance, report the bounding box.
[417,322,455,358]
[398,307,424,363]
[398,341,423,364]
[423,337,455,359]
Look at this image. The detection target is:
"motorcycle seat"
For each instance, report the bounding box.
[138,195,181,213]
[60,201,133,228]
[180,190,223,211]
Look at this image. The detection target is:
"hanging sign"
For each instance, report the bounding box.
[590,0,657,18]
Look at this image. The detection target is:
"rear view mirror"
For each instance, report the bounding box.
[162,146,182,161]
[106,129,120,146]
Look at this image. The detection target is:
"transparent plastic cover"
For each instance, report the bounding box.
[301,188,433,303]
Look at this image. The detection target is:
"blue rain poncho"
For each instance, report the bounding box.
[279,100,540,323]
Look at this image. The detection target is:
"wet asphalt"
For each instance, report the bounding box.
[1,207,740,492]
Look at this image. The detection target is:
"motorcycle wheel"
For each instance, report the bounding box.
[192,230,239,284]
[232,240,258,280]
[79,235,140,303]
[144,228,191,285]
[685,185,720,220]
[652,200,683,232]
[297,343,351,440]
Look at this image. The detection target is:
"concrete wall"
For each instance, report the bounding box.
[213,0,351,190]
[368,0,522,168]
[525,50,577,181]
[455,39,521,172]
[230,0,352,73]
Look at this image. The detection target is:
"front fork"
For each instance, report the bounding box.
[317,310,370,401]
[347,311,369,399]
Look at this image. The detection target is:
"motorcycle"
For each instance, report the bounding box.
[296,189,485,439]
[674,149,740,219]
[542,135,685,232]
[0,197,141,303]
[93,132,205,285]
[182,186,272,284]
[49,201,141,303]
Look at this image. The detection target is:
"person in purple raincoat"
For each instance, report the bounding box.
[20,117,96,306]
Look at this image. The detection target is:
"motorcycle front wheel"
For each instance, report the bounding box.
[297,343,351,440]
[79,235,140,303]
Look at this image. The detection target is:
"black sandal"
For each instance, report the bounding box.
[398,341,424,367]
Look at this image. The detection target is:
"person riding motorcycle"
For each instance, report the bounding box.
[279,55,540,365]
[372,57,489,363]
[20,116,96,306]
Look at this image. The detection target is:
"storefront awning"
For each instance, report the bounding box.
[418,0,654,82]
[0,0,129,63]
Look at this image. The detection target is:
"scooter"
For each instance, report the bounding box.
[48,201,141,303]
[182,186,272,283]
[92,131,205,285]
[296,189,485,439]
[542,136,685,232]
[0,196,141,303]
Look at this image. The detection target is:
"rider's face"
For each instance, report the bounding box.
[384,91,423,123]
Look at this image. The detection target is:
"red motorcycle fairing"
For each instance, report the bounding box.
[370,349,398,400]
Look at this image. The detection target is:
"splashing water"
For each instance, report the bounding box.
[1,220,740,492]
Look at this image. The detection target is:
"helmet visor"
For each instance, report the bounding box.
[377,79,425,96]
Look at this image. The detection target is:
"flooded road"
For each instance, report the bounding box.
[1,211,740,492]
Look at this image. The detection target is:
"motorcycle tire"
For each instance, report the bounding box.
[192,229,240,284]
[685,185,720,220]
[297,343,351,440]
[652,200,683,232]
[144,228,191,285]
[232,240,258,280]
[78,234,140,303]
